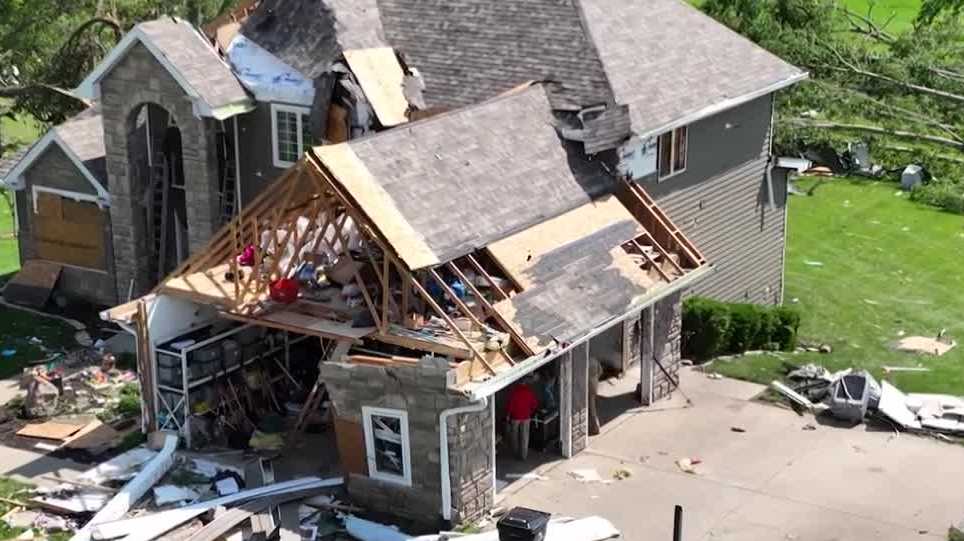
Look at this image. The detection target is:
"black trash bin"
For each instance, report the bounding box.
[497,507,551,541]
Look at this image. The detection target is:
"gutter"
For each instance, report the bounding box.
[635,72,810,141]
[439,397,489,522]
[464,264,714,401]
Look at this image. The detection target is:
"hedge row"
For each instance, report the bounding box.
[681,297,801,361]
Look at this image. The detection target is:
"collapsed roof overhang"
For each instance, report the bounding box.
[108,83,710,390]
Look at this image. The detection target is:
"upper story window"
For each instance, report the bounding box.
[271,104,313,168]
[362,406,412,486]
[658,126,688,181]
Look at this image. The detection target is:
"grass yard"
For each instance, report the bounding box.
[713,177,964,395]
[0,100,40,148]
[841,0,922,32]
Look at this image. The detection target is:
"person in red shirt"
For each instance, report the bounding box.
[505,377,540,460]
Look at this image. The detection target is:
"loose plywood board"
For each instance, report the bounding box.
[17,421,85,441]
[310,145,438,270]
[487,196,644,289]
[343,48,409,127]
[3,260,63,307]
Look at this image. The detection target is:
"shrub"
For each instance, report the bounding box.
[727,303,763,353]
[909,178,964,215]
[682,297,801,360]
[682,297,730,360]
[773,306,802,351]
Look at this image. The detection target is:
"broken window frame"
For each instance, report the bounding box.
[657,125,688,181]
[271,103,312,168]
[362,406,413,486]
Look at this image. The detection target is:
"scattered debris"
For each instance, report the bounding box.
[675,458,701,474]
[771,381,815,412]
[882,366,931,374]
[802,424,817,431]
[567,469,611,484]
[505,473,549,481]
[730,426,746,433]
[612,468,632,480]
[895,336,956,356]
[152,485,200,506]
[803,260,824,267]
[828,371,880,424]
[706,373,723,380]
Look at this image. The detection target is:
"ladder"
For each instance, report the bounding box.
[217,123,239,226]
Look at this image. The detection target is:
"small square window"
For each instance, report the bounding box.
[362,407,412,486]
[271,104,312,168]
[658,126,688,181]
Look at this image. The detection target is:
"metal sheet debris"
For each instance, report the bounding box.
[877,381,921,429]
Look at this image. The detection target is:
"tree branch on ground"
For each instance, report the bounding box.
[784,119,964,150]
[823,45,964,106]
[813,80,964,143]
[837,5,896,43]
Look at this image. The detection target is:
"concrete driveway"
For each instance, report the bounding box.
[500,367,963,540]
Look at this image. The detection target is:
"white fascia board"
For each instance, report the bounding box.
[31,185,108,212]
[634,72,810,140]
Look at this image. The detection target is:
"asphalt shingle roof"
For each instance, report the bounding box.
[334,84,614,264]
[139,18,251,110]
[579,0,806,136]
[376,0,614,111]
[53,107,107,185]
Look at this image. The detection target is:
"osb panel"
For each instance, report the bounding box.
[33,195,106,270]
[333,417,368,477]
[487,195,643,290]
[343,48,408,127]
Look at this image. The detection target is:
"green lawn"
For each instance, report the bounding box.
[0,100,41,148]
[713,177,964,395]
[841,0,921,32]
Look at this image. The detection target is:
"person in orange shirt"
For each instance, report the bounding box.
[505,376,540,460]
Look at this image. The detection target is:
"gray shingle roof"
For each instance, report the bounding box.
[377,0,614,111]
[0,148,28,183]
[341,84,614,264]
[53,106,107,185]
[241,0,387,80]
[498,220,648,345]
[138,18,251,110]
[579,0,806,136]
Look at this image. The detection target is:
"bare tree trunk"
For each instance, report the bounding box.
[784,119,964,150]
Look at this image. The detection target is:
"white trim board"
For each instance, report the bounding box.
[362,406,413,487]
[31,185,108,213]
[2,131,111,206]
[74,20,254,120]
[270,103,312,169]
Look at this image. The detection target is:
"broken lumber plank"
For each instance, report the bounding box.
[93,478,344,541]
[770,381,814,411]
[71,433,178,541]
[185,487,322,541]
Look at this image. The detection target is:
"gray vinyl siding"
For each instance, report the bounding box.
[236,103,289,207]
[639,94,786,305]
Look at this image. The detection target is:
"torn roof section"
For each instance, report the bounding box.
[0,107,109,202]
[75,18,253,120]
[240,0,387,81]
[313,84,615,270]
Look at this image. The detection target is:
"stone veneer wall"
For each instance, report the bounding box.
[651,291,683,401]
[99,42,221,299]
[320,356,494,527]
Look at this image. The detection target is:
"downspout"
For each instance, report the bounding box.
[439,397,489,522]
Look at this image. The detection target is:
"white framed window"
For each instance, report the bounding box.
[657,125,688,181]
[362,406,412,486]
[271,103,313,168]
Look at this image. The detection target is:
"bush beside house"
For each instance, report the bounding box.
[682,297,800,361]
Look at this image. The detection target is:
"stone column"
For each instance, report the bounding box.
[652,291,684,402]
[639,306,655,405]
[571,343,589,455]
[622,314,642,372]
[559,351,573,458]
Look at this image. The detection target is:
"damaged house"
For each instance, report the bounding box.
[0,0,805,528]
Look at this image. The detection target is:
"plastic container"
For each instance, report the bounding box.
[156,353,182,387]
[222,339,241,368]
[497,507,550,541]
